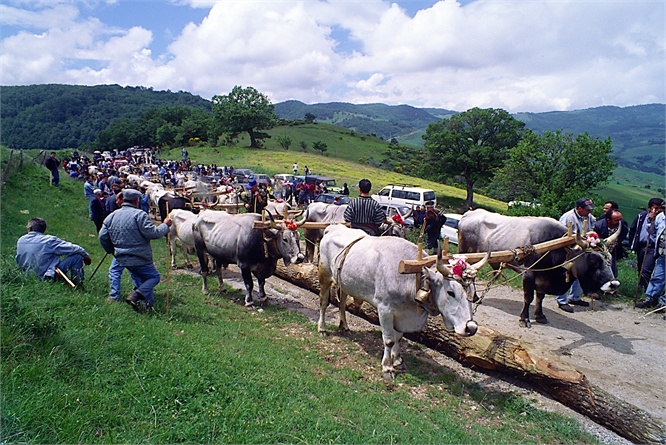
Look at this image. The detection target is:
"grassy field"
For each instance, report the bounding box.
[1,149,605,443]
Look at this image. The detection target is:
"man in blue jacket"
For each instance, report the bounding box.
[16,217,92,285]
[99,189,172,313]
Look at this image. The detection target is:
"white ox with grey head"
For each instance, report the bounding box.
[317,224,484,377]
[193,210,305,306]
[458,209,621,327]
[167,209,199,269]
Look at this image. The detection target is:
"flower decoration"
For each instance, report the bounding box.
[449,256,476,280]
[392,213,405,225]
[284,220,299,231]
[585,231,601,247]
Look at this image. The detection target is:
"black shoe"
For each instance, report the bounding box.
[559,303,574,313]
[126,291,144,312]
[568,299,589,307]
[635,299,657,309]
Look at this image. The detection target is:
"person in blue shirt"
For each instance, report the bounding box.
[16,217,92,285]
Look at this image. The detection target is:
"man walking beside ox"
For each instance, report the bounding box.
[99,189,172,313]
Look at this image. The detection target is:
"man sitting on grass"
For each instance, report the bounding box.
[16,217,92,285]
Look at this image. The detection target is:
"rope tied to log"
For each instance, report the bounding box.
[333,236,366,297]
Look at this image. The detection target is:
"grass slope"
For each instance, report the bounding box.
[1,150,599,444]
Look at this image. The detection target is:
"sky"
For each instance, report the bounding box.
[1,0,664,113]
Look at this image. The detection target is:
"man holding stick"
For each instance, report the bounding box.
[99,189,172,313]
[16,217,92,285]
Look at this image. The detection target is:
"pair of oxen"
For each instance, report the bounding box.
[171,206,621,376]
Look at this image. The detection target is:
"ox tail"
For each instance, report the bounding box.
[192,222,210,275]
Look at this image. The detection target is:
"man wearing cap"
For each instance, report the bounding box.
[344,179,386,236]
[628,197,665,292]
[90,188,106,233]
[16,217,92,285]
[556,197,597,313]
[99,188,172,313]
[241,179,268,214]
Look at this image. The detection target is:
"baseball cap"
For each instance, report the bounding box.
[93,188,102,194]
[576,197,595,210]
[248,179,257,186]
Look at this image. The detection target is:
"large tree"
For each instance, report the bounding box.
[423,107,524,208]
[212,86,277,148]
[493,129,617,217]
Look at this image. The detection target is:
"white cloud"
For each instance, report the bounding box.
[0,0,663,112]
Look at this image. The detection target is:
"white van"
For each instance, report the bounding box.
[372,184,437,208]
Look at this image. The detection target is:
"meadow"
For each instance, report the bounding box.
[0,149,604,443]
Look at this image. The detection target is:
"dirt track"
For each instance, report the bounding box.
[184,265,665,444]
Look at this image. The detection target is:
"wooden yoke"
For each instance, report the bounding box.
[253,221,351,230]
[398,235,578,274]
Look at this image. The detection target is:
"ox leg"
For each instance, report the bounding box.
[214,259,225,295]
[519,289,533,328]
[197,253,211,295]
[534,292,548,324]
[338,291,350,332]
[317,266,333,333]
[377,308,400,377]
[240,268,255,307]
[181,245,193,268]
[169,235,178,269]
[255,275,268,304]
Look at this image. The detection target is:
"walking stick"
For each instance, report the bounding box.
[55,268,77,288]
[89,253,109,281]
[165,202,171,315]
[633,221,654,307]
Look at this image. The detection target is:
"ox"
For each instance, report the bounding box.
[193,210,305,306]
[264,200,292,217]
[317,225,484,376]
[168,209,199,268]
[458,209,621,327]
[297,202,404,262]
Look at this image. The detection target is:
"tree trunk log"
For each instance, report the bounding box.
[274,262,666,444]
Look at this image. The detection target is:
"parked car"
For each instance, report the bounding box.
[232,168,256,183]
[379,204,415,228]
[313,193,351,205]
[372,184,437,208]
[273,173,295,184]
[440,213,463,244]
[250,173,272,187]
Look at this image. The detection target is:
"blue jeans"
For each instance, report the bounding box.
[556,279,582,305]
[57,254,84,283]
[645,255,665,306]
[51,168,60,186]
[108,257,137,300]
[126,263,161,307]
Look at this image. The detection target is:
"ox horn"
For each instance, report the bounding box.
[575,230,589,249]
[294,207,308,227]
[470,249,491,271]
[435,241,451,276]
[603,225,622,251]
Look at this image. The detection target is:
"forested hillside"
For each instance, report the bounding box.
[1,84,663,177]
[1,84,211,149]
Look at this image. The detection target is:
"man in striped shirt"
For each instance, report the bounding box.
[344,179,386,236]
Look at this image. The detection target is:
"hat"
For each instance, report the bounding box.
[93,188,102,195]
[123,189,142,201]
[576,197,595,210]
[248,179,257,186]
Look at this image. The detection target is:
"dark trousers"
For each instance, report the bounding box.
[51,168,60,186]
[637,245,657,290]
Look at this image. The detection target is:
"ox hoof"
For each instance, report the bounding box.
[382,371,396,381]
[535,315,549,324]
[244,301,254,308]
[171,265,178,270]
[393,362,406,373]
[186,264,194,269]
[519,319,532,328]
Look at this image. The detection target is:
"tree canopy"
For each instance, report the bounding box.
[493,129,617,217]
[212,86,277,148]
[423,107,525,207]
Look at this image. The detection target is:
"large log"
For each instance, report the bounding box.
[273,262,666,444]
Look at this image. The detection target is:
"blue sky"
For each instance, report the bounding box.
[1,0,663,112]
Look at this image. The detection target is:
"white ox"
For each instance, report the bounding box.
[297,202,348,262]
[317,225,485,376]
[264,200,293,217]
[168,209,198,268]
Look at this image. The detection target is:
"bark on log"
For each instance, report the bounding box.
[274,262,666,445]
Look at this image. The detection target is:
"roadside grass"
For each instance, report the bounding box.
[0,151,601,443]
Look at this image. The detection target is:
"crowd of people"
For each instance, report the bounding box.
[14,148,666,317]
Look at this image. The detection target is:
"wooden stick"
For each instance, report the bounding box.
[165,202,170,315]
[55,268,76,288]
[399,235,577,274]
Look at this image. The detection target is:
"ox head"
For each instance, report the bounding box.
[422,246,489,337]
[569,229,621,296]
[265,213,305,266]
